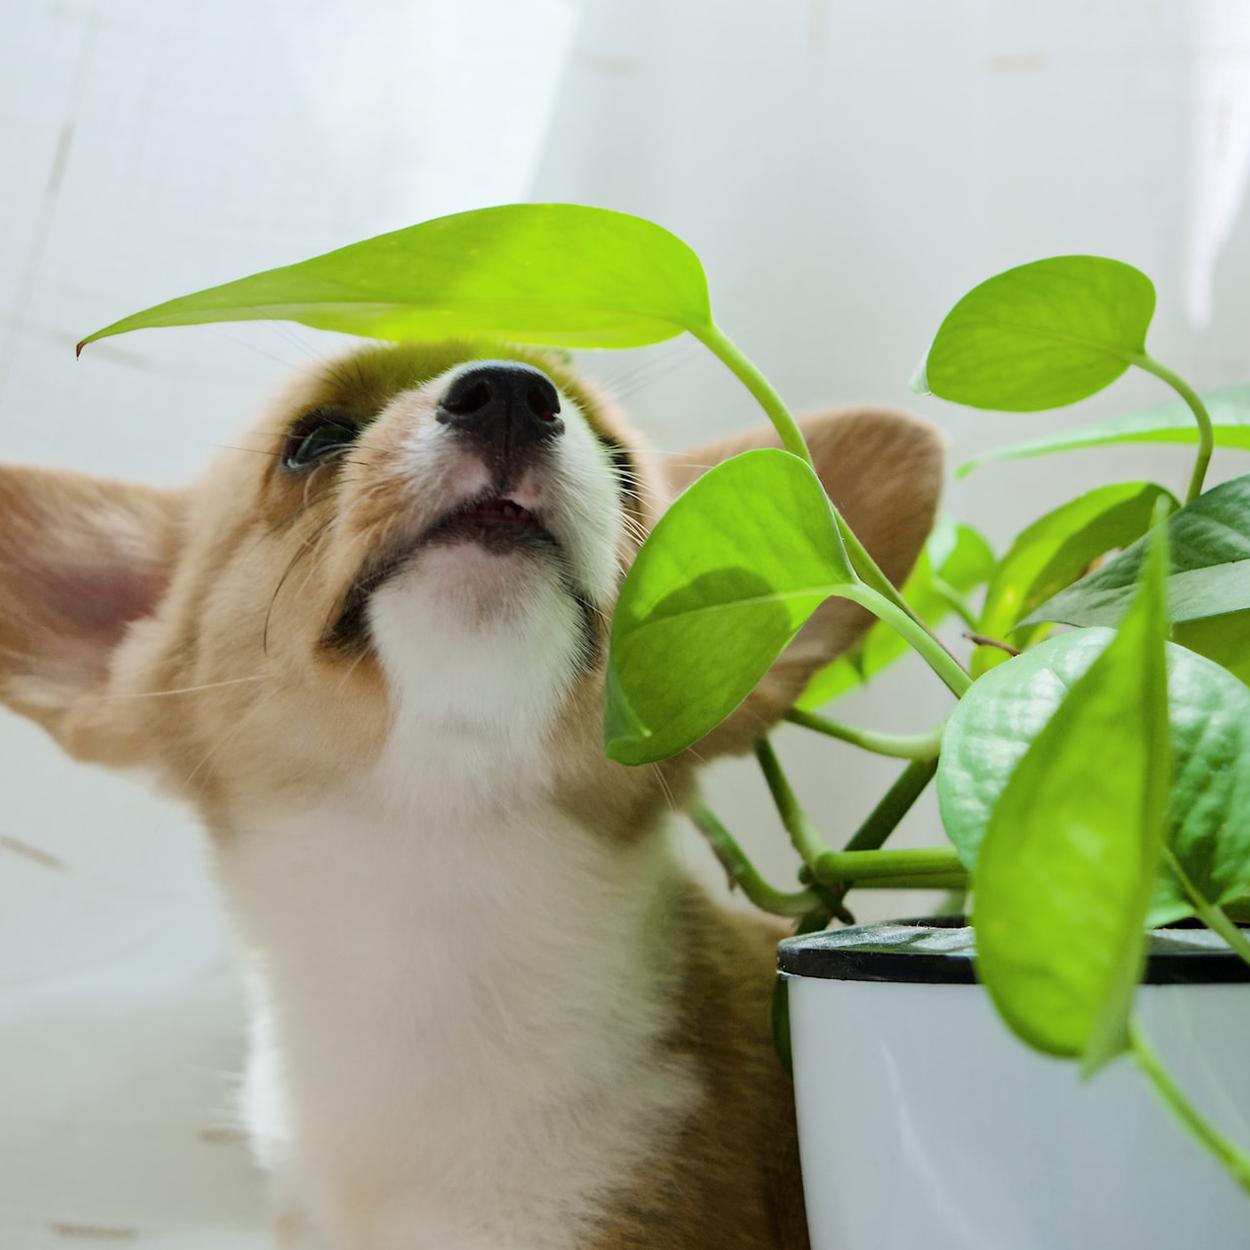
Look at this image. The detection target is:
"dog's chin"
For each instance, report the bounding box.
[412,535,561,618]
[367,541,593,736]
[323,491,572,651]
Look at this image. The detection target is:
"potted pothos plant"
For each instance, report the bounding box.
[78,205,1250,1247]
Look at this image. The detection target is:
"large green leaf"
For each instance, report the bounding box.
[972,528,1170,1070]
[798,518,994,708]
[1028,472,1250,628]
[916,255,1155,411]
[958,383,1250,477]
[972,481,1176,676]
[79,204,711,353]
[605,450,854,765]
[942,629,1250,927]
[1175,613,1250,686]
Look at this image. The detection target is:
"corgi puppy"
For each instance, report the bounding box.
[0,342,941,1250]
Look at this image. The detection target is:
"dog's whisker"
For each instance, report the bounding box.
[82,675,270,702]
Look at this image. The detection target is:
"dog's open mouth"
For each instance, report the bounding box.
[323,494,561,650]
[425,495,552,549]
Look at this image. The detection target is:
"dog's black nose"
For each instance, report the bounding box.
[436,362,563,464]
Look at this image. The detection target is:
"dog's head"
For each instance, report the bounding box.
[0,342,942,830]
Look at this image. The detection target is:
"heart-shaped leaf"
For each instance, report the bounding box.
[916,256,1155,412]
[957,383,1250,477]
[79,204,711,353]
[973,527,1170,1071]
[605,450,854,765]
[798,518,994,708]
[972,481,1176,675]
[942,629,1250,926]
[1027,472,1250,628]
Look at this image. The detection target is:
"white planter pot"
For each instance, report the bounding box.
[779,920,1250,1250]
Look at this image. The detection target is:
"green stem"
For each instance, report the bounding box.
[1130,1021,1250,1195]
[812,846,965,885]
[930,576,979,629]
[690,802,822,918]
[785,708,944,761]
[840,758,940,854]
[691,322,813,465]
[932,887,969,916]
[1132,354,1215,504]
[1162,845,1250,967]
[843,584,972,697]
[840,872,968,891]
[692,319,966,688]
[755,742,951,897]
[774,906,838,1075]
[754,737,834,869]
[826,758,943,905]
[833,510,947,641]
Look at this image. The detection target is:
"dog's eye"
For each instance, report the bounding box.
[283,408,361,471]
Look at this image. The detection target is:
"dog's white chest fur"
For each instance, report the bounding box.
[217,731,695,1250]
[212,475,698,1248]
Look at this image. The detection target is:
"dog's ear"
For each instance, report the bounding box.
[663,408,944,758]
[0,465,185,762]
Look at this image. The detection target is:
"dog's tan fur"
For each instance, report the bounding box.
[0,342,941,1249]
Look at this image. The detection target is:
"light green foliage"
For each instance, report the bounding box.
[916,256,1155,411]
[604,450,854,764]
[799,519,993,708]
[940,630,1250,926]
[972,481,1176,675]
[79,204,711,352]
[1174,613,1250,686]
[958,383,1250,476]
[1028,472,1250,629]
[972,525,1170,1071]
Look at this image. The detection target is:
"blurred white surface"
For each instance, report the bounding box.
[3,0,1250,1243]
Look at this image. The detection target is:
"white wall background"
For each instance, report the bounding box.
[3,1,1250,1244]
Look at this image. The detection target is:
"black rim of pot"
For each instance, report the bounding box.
[776,916,1250,986]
